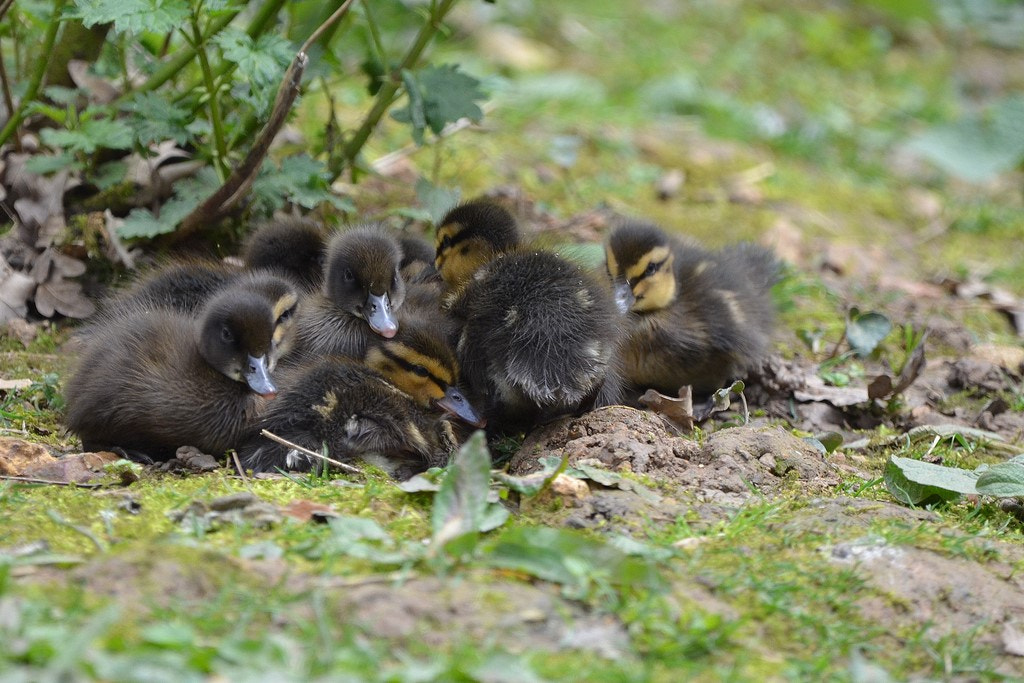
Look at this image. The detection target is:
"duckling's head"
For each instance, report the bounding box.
[243,217,326,293]
[197,288,286,397]
[364,323,485,427]
[324,225,406,338]
[244,272,300,361]
[606,221,677,314]
[398,235,439,282]
[434,201,520,288]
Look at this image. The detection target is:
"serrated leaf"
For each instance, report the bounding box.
[976,462,1024,497]
[431,431,493,549]
[884,456,979,505]
[846,310,892,357]
[214,29,292,89]
[121,92,192,146]
[251,154,335,213]
[40,119,133,154]
[23,153,80,175]
[68,0,191,35]
[392,64,486,145]
[118,194,199,239]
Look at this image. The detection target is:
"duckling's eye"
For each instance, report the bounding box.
[413,365,430,377]
[441,236,452,251]
[277,307,295,324]
[645,262,659,277]
[221,325,235,344]
[344,268,355,282]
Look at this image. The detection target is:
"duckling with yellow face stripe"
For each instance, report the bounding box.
[435,200,623,432]
[606,220,778,397]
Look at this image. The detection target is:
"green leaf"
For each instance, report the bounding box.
[214,29,292,89]
[40,118,134,155]
[431,431,495,550]
[846,309,892,357]
[141,622,195,648]
[493,454,566,496]
[906,95,1024,184]
[24,152,80,175]
[118,194,198,239]
[482,526,665,593]
[392,64,487,145]
[884,456,979,505]
[251,155,339,213]
[976,461,1024,497]
[122,92,192,146]
[68,0,191,34]
[415,178,460,226]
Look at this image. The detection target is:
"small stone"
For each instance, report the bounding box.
[550,474,590,500]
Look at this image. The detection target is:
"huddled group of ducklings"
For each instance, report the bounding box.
[63,200,779,477]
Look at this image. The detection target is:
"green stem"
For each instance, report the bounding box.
[0,0,67,148]
[190,16,230,180]
[335,0,457,179]
[361,0,387,67]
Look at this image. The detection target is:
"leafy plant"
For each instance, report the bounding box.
[885,453,1024,505]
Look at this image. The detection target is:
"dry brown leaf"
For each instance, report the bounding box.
[0,254,36,324]
[282,499,339,523]
[867,375,893,401]
[34,277,96,319]
[0,379,32,391]
[0,437,57,475]
[638,387,694,431]
[22,451,122,483]
[793,376,869,407]
[68,59,120,104]
[5,318,38,346]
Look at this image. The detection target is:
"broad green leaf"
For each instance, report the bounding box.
[392,64,487,145]
[118,195,198,239]
[431,431,494,549]
[482,526,665,592]
[493,454,566,496]
[24,152,80,175]
[214,29,292,89]
[884,456,979,505]
[40,119,133,154]
[68,0,191,35]
[141,622,195,648]
[251,155,337,213]
[976,462,1024,497]
[846,310,892,357]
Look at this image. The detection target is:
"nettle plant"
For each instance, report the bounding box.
[0,0,486,319]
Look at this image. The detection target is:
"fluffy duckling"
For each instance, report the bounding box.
[605,220,778,396]
[435,201,622,431]
[237,358,458,478]
[290,225,406,360]
[64,284,296,460]
[398,234,441,284]
[242,217,327,293]
[364,315,485,428]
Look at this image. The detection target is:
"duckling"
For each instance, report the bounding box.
[364,315,485,428]
[242,217,327,293]
[398,234,441,284]
[237,358,458,478]
[605,220,778,397]
[290,224,406,361]
[89,262,300,360]
[435,201,622,431]
[64,283,296,460]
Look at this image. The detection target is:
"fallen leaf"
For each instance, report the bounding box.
[0,255,36,323]
[21,451,121,483]
[0,379,32,391]
[68,59,120,104]
[867,374,893,401]
[34,277,96,318]
[638,387,694,431]
[794,375,869,407]
[282,499,339,523]
[5,318,39,346]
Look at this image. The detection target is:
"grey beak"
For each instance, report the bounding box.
[245,355,277,398]
[365,292,398,338]
[437,385,486,427]
[613,279,636,315]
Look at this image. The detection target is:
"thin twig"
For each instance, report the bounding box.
[46,509,106,552]
[170,0,357,244]
[370,102,496,175]
[0,0,16,23]
[318,569,418,588]
[230,450,251,487]
[260,429,363,474]
[0,475,103,488]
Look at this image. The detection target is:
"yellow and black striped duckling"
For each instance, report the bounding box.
[290,224,406,360]
[435,201,622,431]
[237,358,458,478]
[605,220,778,396]
[242,217,327,294]
[64,283,296,460]
[364,315,485,428]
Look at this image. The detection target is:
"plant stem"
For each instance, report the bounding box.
[335,0,458,179]
[0,0,67,148]
[0,38,19,152]
[190,15,230,180]
[361,0,388,67]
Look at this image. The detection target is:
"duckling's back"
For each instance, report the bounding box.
[454,250,621,429]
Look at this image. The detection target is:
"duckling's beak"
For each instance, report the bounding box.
[245,355,277,398]
[364,292,398,338]
[436,386,486,427]
[613,279,636,315]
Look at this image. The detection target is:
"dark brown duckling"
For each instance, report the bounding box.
[435,201,622,432]
[237,358,458,478]
[290,224,406,361]
[398,234,441,284]
[64,284,295,460]
[242,217,327,294]
[605,220,778,397]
